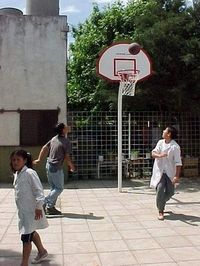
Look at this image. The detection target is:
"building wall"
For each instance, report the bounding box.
[0,14,68,182]
[0,146,69,183]
[0,14,67,145]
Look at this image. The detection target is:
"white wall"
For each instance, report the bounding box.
[0,113,20,145]
[0,15,67,145]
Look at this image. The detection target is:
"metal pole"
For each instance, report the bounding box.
[128,113,131,159]
[118,83,122,192]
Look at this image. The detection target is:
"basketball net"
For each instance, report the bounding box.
[117,69,140,96]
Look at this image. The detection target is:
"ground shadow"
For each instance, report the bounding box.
[64,176,200,192]
[46,212,104,220]
[64,177,151,190]
[0,250,58,266]
[64,212,104,220]
[164,211,200,226]
[176,177,200,193]
[1,176,200,192]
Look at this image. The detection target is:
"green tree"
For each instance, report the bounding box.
[67,0,200,112]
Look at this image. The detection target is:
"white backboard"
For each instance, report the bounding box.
[97,42,152,82]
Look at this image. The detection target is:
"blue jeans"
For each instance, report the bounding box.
[45,163,64,208]
[156,173,174,212]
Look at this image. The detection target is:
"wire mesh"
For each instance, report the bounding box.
[67,111,200,179]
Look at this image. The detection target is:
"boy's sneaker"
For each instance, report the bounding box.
[158,211,164,220]
[46,207,62,215]
[31,250,48,264]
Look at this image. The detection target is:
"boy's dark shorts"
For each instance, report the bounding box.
[21,231,35,243]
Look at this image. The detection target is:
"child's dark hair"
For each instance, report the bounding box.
[168,126,178,139]
[10,149,33,172]
[54,122,65,135]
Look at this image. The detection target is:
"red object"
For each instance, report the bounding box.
[128,43,140,55]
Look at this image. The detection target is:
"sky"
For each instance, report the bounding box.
[0,0,194,43]
[0,0,128,43]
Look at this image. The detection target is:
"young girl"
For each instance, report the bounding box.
[11,149,49,266]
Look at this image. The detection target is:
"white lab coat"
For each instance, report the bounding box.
[150,139,182,189]
[13,166,49,234]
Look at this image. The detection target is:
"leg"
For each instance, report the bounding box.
[32,231,47,255]
[20,233,33,266]
[44,163,55,205]
[156,174,167,212]
[21,242,32,266]
[31,231,48,264]
[45,170,64,208]
[164,175,175,202]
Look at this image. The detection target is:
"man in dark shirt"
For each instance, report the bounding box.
[34,123,75,215]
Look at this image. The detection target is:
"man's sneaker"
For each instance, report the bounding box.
[158,211,164,220]
[31,250,48,264]
[46,207,62,215]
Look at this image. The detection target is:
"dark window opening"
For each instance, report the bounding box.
[20,110,58,146]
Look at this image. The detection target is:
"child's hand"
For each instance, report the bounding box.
[70,165,76,172]
[172,176,179,184]
[35,209,43,220]
[33,159,40,165]
[159,153,167,158]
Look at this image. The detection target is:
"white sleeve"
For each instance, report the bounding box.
[27,169,45,209]
[152,139,162,154]
[174,145,182,166]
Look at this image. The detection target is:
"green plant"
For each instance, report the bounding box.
[107,150,115,155]
[107,150,116,161]
[131,150,139,156]
[130,150,139,159]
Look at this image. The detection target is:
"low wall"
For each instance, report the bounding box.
[0,147,69,183]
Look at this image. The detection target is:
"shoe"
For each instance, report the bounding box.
[158,211,164,220]
[31,250,48,264]
[46,207,62,215]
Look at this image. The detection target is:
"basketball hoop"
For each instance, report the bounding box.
[97,43,152,193]
[117,69,140,96]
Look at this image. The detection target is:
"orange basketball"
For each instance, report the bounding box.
[128,43,140,55]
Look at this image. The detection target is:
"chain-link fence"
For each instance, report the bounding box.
[67,111,200,179]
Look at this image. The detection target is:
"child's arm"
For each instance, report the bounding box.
[27,169,45,216]
[172,165,181,184]
[33,145,49,164]
[151,140,167,159]
[65,154,75,172]
[152,151,167,158]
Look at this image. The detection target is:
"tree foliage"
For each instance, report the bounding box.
[67,0,200,112]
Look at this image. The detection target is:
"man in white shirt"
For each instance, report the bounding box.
[150,126,182,220]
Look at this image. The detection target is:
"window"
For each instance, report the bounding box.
[20,110,58,146]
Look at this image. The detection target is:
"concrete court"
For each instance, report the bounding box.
[1,177,200,266]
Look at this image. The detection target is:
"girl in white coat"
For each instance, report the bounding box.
[11,149,49,266]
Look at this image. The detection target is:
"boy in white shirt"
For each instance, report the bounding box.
[150,126,182,220]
